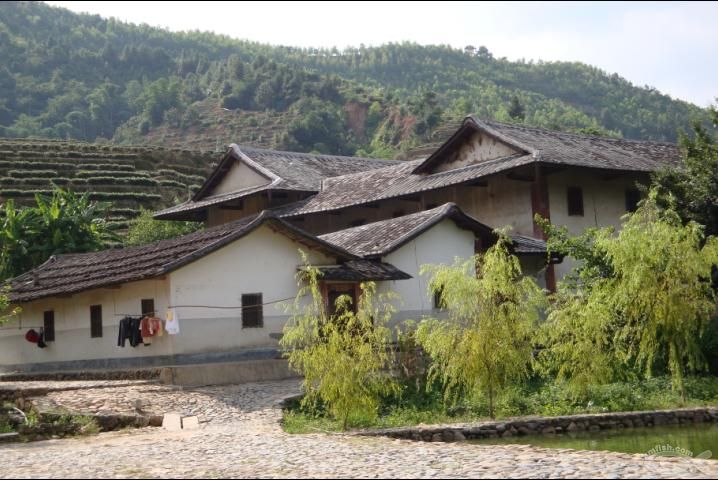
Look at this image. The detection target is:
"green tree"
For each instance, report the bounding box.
[539,193,718,400]
[0,188,117,281]
[416,233,546,418]
[0,286,20,326]
[280,255,398,430]
[653,102,718,236]
[124,208,202,246]
[508,95,525,121]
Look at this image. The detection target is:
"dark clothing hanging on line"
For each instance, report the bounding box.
[117,316,143,347]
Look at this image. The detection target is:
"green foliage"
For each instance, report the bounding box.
[538,193,718,400]
[0,188,118,280]
[416,234,546,418]
[0,1,709,156]
[653,103,718,236]
[508,95,525,121]
[280,254,398,430]
[123,207,202,246]
[284,375,718,432]
[0,285,20,325]
[535,215,614,290]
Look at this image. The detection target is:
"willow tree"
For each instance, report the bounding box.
[280,255,398,430]
[539,193,718,400]
[605,194,718,399]
[416,234,546,418]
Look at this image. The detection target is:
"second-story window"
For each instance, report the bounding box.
[625,188,641,212]
[567,187,584,216]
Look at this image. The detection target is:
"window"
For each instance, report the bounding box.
[43,310,55,342]
[90,305,103,338]
[626,188,641,212]
[141,299,155,316]
[567,187,584,216]
[242,294,263,328]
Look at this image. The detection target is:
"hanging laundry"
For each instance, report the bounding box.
[140,316,163,345]
[165,309,180,335]
[117,316,143,347]
[25,329,40,344]
[37,328,47,349]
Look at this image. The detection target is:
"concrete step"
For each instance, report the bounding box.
[159,358,298,387]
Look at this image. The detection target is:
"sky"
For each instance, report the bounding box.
[47,1,718,107]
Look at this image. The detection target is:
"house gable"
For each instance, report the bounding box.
[413,119,528,175]
[209,158,272,196]
[431,129,523,174]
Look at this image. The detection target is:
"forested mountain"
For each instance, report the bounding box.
[0,1,711,159]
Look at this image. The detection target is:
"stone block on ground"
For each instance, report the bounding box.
[182,415,200,430]
[162,412,183,431]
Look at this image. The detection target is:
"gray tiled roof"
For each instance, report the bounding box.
[155,145,399,219]
[237,145,400,191]
[277,154,534,217]
[483,118,681,171]
[8,211,358,303]
[278,117,681,217]
[319,203,546,258]
[312,260,412,281]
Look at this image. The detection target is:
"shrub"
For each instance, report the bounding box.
[280,256,398,430]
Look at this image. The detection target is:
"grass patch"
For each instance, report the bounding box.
[283,375,718,433]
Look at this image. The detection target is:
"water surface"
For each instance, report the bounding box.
[470,423,718,460]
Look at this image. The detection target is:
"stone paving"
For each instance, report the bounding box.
[1,379,717,479]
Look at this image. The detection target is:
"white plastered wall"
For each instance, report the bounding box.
[0,225,335,370]
[377,219,476,328]
[0,279,171,367]
[548,169,646,279]
[167,225,335,354]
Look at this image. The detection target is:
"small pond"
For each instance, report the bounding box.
[470,423,718,460]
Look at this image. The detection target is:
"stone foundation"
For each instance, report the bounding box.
[359,407,718,442]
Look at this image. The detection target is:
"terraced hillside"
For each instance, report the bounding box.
[113,100,303,152]
[0,139,219,231]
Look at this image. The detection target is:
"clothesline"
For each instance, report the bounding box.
[111,294,306,316]
[0,294,310,329]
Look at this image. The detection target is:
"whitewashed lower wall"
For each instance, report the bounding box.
[0,226,334,371]
[0,279,172,368]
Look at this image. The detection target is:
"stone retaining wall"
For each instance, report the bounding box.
[0,368,161,382]
[359,407,718,442]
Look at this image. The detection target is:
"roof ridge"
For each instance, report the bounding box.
[478,117,678,147]
[321,159,420,187]
[234,144,400,163]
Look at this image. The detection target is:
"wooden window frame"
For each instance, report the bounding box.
[242,293,264,329]
[43,310,55,342]
[567,186,584,217]
[90,304,103,338]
